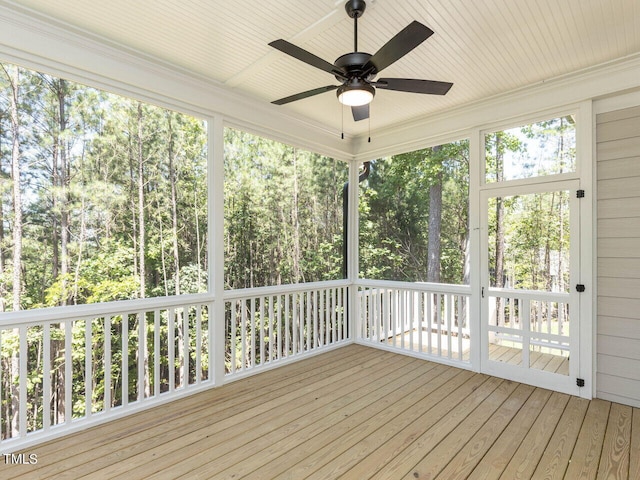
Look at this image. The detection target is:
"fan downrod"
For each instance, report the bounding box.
[345,0,366,19]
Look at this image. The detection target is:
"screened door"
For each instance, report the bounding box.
[480,181,581,394]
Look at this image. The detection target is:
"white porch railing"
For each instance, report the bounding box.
[357,280,471,365]
[0,280,351,451]
[0,294,214,451]
[487,287,571,363]
[223,280,350,378]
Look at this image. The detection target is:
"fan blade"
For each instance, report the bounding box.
[351,104,369,122]
[374,78,453,95]
[269,39,347,79]
[272,85,339,105]
[364,21,434,74]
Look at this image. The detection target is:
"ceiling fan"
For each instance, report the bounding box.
[269,0,453,122]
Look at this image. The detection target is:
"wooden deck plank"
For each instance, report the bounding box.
[630,408,640,480]
[596,402,633,479]
[365,376,504,480]
[564,399,611,480]
[466,387,553,480]
[10,343,366,461]
[498,391,571,479]
[233,363,459,480]
[251,365,465,480]
[400,380,522,479]
[287,369,479,480]
[178,356,433,479]
[431,383,536,480]
[2,345,637,480]
[532,395,590,480]
[5,345,383,480]
[67,348,410,480]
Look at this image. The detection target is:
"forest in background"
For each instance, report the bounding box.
[0,63,208,313]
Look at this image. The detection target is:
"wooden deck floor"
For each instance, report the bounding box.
[392,330,570,375]
[3,345,639,479]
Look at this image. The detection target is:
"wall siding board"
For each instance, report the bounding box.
[597,137,640,161]
[597,218,640,238]
[596,117,640,143]
[596,105,640,124]
[596,157,640,180]
[597,354,640,382]
[597,106,640,406]
[597,238,640,258]
[597,316,640,340]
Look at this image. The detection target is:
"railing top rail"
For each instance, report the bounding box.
[487,287,569,302]
[223,279,351,300]
[357,279,471,295]
[0,293,215,328]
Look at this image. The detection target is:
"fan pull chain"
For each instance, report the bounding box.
[368,107,371,143]
[341,103,344,139]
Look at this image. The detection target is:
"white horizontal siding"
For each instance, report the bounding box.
[596,105,640,406]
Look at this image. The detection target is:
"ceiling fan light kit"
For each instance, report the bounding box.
[268,0,453,123]
[337,79,375,106]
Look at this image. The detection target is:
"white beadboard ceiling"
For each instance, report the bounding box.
[3,0,640,136]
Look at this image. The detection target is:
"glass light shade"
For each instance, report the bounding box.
[338,88,374,106]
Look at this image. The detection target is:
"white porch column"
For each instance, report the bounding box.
[348,158,361,342]
[211,115,226,385]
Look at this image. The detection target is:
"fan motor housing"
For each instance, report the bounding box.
[334,52,375,81]
[345,0,366,19]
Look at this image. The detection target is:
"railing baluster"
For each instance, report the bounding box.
[314,290,319,348]
[86,318,93,415]
[196,305,202,383]
[168,307,175,389]
[105,316,112,411]
[269,295,275,362]
[153,310,160,397]
[292,292,298,355]
[320,289,325,347]
[250,297,256,368]
[277,295,282,360]
[126,314,132,405]
[65,321,72,422]
[43,323,51,430]
[241,299,247,370]
[457,295,463,361]
[138,311,145,400]
[183,306,189,387]
[427,292,433,355]
[19,325,28,437]
[259,297,265,366]
[306,291,311,351]
[446,294,453,359]
[284,293,290,356]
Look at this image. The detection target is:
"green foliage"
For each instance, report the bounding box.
[359,140,470,283]
[223,127,348,289]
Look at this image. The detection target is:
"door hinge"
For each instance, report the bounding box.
[576,284,585,292]
[576,189,585,198]
[577,378,585,387]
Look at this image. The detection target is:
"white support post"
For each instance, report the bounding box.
[347,158,360,342]
[211,115,226,386]
[578,99,594,399]
[469,128,483,372]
